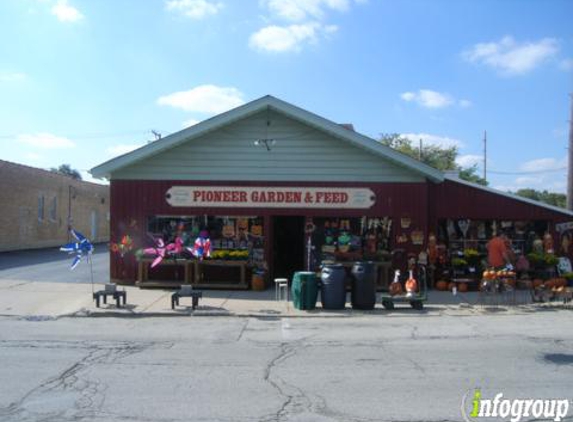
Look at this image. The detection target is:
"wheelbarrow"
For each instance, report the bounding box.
[381,266,428,310]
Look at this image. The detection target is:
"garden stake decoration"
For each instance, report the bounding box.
[60,229,95,292]
[111,235,134,257]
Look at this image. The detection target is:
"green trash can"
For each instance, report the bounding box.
[291,271,319,310]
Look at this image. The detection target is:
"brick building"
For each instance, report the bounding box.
[0,160,110,251]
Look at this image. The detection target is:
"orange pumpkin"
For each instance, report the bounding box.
[436,280,448,291]
[545,279,555,289]
[505,279,516,288]
[533,279,544,288]
[389,281,403,296]
[458,282,468,292]
[405,270,418,293]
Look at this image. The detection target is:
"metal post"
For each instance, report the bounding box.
[483,130,487,182]
[567,94,573,211]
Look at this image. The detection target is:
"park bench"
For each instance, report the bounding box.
[171,285,202,310]
[93,284,127,308]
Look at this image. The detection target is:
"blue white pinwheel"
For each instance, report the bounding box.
[60,229,94,270]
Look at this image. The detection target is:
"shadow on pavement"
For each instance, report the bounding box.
[0,243,108,271]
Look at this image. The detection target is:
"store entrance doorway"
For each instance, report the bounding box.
[272,216,305,280]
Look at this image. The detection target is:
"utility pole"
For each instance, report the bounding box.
[419,138,423,161]
[483,130,487,182]
[567,94,573,211]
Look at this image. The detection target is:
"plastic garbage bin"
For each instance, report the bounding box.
[320,264,347,309]
[291,271,319,310]
[351,261,376,310]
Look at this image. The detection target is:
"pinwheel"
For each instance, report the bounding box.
[191,230,211,260]
[166,236,186,256]
[60,229,94,270]
[142,237,167,268]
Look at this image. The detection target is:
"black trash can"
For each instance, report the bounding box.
[320,264,347,310]
[351,261,377,310]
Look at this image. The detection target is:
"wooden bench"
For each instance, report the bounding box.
[171,285,203,310]
[93,284,127,308]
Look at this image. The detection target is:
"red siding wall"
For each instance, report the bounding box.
[110,180,430,283]
[432,181,570,222]
[110,178,572,284]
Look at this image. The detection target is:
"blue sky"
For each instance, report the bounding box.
[1,0,572,192]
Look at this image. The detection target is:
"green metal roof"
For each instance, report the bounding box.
[91,95,444,183]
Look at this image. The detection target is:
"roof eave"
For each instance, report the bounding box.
[91,95,444,183]
[445,175,573,217]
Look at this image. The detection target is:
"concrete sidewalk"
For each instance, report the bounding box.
[1,278,563,319]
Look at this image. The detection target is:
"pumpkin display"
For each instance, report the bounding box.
[436,280,448,291]
[458,282,468,292]
[448,282,456,291]
[544,279,555,289]
[533,279,544,288]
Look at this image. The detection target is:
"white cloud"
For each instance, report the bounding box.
[559,58,573,71]
[515,176,542,186]
[51,0,84,22]
[17,133,75,149]
[182,118,200,128]
[157,84,245,114]
[459,99,472,108]
[249,22,337,53]
[462,36,559,75]
[106,144,145,157]
[265,0,353,21]
[25,152,44,163]
[456,154,482,168]
[520,157,567,172]
[400,133,464,149]
[0,72,27,82]
[400,89,455,109]
[80,170,108,185]
[165,0,223,19]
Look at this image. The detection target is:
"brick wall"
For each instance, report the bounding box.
[0,160,110,251]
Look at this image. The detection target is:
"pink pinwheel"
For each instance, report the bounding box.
[165,236,185,256]
[143,237,167,268]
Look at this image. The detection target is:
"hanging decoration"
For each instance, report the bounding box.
[411,230,424,245]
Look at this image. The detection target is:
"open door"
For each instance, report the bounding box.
[272,216,305,280]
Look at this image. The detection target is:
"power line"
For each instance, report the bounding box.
[487,167,567,175]
[0,129,171,140]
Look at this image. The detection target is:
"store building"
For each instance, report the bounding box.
[0,159,110,252]
[91,95,573,288]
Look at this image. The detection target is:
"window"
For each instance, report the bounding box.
[38,195,44,222]
[49,196,57,221]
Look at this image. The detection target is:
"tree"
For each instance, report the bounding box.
[514,189,566,208]
[50,164,82,180]
[379,133,488,185]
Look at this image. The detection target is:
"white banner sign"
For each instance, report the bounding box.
[166,186,376,209]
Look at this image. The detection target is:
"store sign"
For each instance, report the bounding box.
[165,186,376,209]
